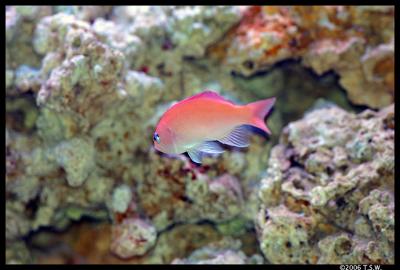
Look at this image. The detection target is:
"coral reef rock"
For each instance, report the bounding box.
[110,218,157,258]
[172,237,264,264]
[257,104,394,264]
[208,6,394,108]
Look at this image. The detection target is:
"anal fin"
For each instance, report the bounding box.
[218,125,252,148]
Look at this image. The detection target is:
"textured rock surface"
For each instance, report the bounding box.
[6,242,33,264]
[257,104,394,264]
[172,240,263,264]
[208,6,394,108]
[110,218,157,258]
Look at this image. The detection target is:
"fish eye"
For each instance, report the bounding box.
[153,132,160,144]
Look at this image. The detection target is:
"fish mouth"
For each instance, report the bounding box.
[153,141,162,152]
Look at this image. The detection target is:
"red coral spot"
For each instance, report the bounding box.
[139,66,149,74]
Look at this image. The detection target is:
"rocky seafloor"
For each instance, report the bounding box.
[5,6,394,264]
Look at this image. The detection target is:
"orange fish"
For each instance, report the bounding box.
[153,91,275,163]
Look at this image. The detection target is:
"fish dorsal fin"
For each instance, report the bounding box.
[187,141,225,164]
[184,90,229,103]
[165,91,232,116]
[218,125,252,148]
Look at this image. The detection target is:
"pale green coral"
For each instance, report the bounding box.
[111,184,133,213]
[36,108,79,144]
[110,218,157,258]
[53,137,96,187]
[169,6,241,57]
[6,201,31,241]
[359,189,394,243]
[216,217,249,237]
[6,242,33,264]
[257,104,394,264]
[257,205,318,264]
[85,173,114,204]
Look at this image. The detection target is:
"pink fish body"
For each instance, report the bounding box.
[153,91,275,163]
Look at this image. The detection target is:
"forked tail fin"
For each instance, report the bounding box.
[245,97,276,134]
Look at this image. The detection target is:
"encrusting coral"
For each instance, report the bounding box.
[257,104,394,264]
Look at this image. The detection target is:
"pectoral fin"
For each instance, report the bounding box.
[187,148,202,164]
